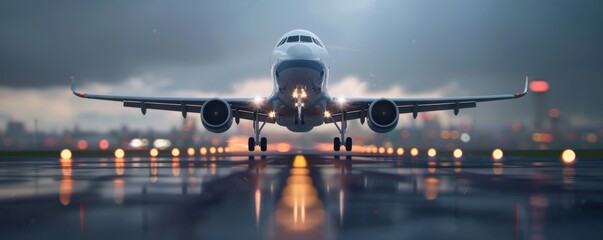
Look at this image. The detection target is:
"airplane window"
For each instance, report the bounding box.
[286,35,299,42]
[300,36,312,42]
[277,38,286,47]
[312,37,323,47]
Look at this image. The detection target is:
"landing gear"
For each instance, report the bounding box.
[248,111,269,152]
[330,111,352,152]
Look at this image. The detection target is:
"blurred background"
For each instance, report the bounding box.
[0,0,601,151]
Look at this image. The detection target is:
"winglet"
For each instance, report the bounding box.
[514,76,529,98]
[71,76,85,97]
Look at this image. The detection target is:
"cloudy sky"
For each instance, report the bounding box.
[0,0,601,133]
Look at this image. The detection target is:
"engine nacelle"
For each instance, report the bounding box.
[201,99,233,133]
[367,98,399,133]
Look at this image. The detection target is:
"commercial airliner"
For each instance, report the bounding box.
[72,29,527,152]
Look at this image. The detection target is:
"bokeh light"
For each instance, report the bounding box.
[150,148,159,157]
[410,148,419,157]
[60,149,72,159]
[114,148,125,158]
[492,149,503,161]
[171,148,180,157]
[561,149,576,164]
[187,147,195,156]
[99,139,110,150]
[427,148,437,157]
[453,149,463,159]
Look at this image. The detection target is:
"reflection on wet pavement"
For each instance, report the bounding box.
[0,153,602,239]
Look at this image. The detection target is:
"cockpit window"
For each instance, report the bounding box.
[286,35,299,42]
[277,38,286,47]
[312,37,323,47]
[300,35,312,42]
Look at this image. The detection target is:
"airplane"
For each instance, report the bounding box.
[71,29,528,152]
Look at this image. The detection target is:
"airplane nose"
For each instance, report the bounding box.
[286,43,314,59]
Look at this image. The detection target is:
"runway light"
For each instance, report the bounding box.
[224,147,230,153]
[410,148,419,157]
[396,147,404,156]
[114,148,125,159]
[150,148,159,157]
[378,147,385,154]
[99,139,110,150]
[386,147,394,155]
[200,147,207,155]
[453,149,463,159]
[60,149,72,159]
[492,149,503,161]
[209,147,216,154]
[561,149,576,164]
[427,148,437,157]
[187,147,195,156]
[293,155,307,168]
[217,147,224,154]
[171,148,180,157]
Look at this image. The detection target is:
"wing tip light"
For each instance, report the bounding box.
[71,76,85,97]
[514,76,529,98]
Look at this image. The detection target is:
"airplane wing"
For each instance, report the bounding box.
[325,77,528,123]
[70,78,276,123]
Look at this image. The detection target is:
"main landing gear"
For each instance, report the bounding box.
[248,112,268,152]
[331,111,352,152]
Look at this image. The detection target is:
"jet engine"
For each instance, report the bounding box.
[367,99,399,133]
[201,99,233,133]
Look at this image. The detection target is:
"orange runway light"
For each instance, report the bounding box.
[410,148,419,157]
[561,149,576,164]
[209,147,216,155]
[492,149,503,161]
[396,147,404,156]
[187,147,195,156]
[386,147,394,155]
[150,148,159,157]
[453,149,463,159]
[171,148,180,157]
[60,149,72,159]
[427,148,437,157]
[200,147,207,155]
[114,148,125,159]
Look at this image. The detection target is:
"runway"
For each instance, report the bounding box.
[0,152,601,240]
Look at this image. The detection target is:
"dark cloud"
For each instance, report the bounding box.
[0,0,602,126]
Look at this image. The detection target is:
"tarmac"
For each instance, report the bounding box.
[0,151,601,239]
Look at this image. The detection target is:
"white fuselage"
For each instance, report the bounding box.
[268,29,331,132]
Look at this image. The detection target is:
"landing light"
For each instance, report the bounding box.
[324,111,331,118]
[336,96,346,105]
[253,96,263,105]
[268,111,276,118]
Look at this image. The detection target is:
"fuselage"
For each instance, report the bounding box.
[269,29,331,132]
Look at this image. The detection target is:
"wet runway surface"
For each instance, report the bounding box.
[1,153,602,239]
